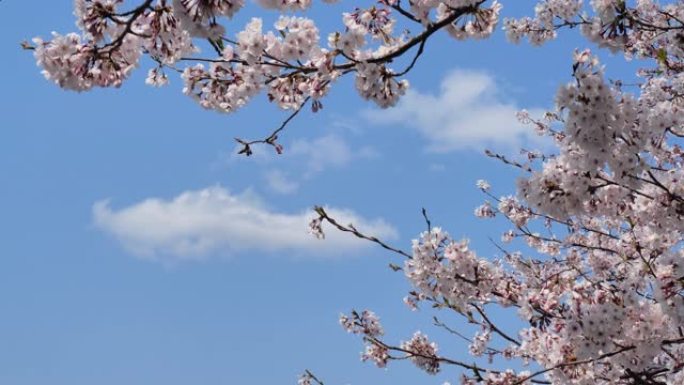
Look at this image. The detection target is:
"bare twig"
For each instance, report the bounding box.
[390,1,422,24]
[313,206,412,259]
[303,369,325,385]
[471,304,521,346]
[394,38,427,77]
[235,96,311,156]
[421,207,432,231]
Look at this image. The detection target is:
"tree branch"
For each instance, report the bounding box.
[313,206,412,259]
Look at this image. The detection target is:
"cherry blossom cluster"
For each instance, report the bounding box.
[339,309,384,337]
[442,48,684,383]
[320,41,684,385]
[441,1,502,40]
[504,0,684,69]
[400,331,440,374]
[339,309,443,374]
[172,0,245,38]
[32,30,141,91]
[405,228,508,311]
[339,310,390,368]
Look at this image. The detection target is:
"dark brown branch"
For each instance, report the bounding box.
[100,0,154,52]
[235,96,311,156]
[390,2,422,24]
[394,37,427,77]
[471,304,521,346]
[313,206,412,259]
[271,2,482,80]
[485,150,533,172]
[421,207,432,231]
[303,369,325,385]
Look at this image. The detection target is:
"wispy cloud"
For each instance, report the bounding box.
[93,186,398,262]
[363,69,545,152]
[260,134,377,194]
[289,134,355,176]
[263,170,299,195]
[216,134,377,194]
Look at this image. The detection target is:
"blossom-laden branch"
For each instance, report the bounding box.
[319,45,684,384]
[307,42,684,385]
[28,0,502,153]
[29,1,684,152]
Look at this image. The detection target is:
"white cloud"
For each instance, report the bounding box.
[260,134,378,194]
[363,69,545,152]
[93,186,398,262]
[288,134,377,175]
[215,134,378,194]
[289,134,354,173]
[264,170,299,195]
[429,163,446,172]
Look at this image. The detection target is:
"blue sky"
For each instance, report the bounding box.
[0,2,640,385]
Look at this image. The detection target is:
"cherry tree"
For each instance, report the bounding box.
[27,1,684,384]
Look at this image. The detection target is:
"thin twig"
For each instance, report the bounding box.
[314,206,412,259]
[235,96,311,156]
